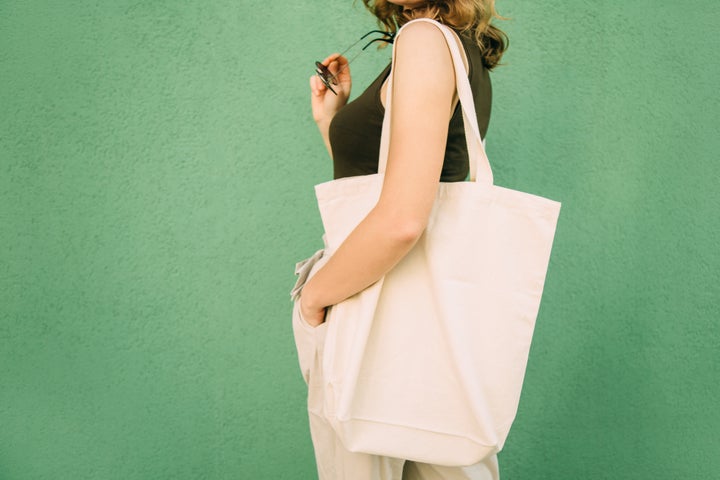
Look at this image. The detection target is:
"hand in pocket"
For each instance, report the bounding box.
[299,296,327,328]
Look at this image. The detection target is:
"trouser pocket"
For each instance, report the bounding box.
[290,248,329,385]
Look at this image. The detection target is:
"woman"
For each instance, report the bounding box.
[297,0,508,478]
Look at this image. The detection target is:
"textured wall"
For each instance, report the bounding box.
[1,1,718,479]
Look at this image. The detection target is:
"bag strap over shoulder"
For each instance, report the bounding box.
[378,18,494,186]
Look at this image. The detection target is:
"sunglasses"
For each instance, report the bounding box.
[314,30,395,95]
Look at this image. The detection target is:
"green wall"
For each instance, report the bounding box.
[1,1,718,478]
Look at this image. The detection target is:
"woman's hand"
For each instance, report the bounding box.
[310,53,352,126]
[299,293,327,328]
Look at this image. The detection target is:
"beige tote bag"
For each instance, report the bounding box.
[294,18,562,466]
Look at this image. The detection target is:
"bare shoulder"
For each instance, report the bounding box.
[392,20,454,92]
[395,20,451,55]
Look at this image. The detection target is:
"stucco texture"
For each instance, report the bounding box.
[1,1,718,479]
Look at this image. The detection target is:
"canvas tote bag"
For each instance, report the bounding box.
[294,18,562,466]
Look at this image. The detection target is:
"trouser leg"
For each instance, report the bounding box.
[401,455,500,480]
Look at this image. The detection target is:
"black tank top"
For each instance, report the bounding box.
[328,27,492,181]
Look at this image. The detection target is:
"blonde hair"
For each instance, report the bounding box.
[361,0,509,70]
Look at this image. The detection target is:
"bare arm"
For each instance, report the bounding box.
[300,22,457,324]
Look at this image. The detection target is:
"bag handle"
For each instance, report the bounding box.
[378,18,494,186]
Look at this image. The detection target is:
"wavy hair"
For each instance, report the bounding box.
[360,0,509,70]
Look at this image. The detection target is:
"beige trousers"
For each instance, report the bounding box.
[292,301,501,480]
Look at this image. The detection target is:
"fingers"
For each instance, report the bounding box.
[312,53,351,98]
[320,53,346,66]
[309,74,326,97]
[327,60,340,84]
[319,53,350,76]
